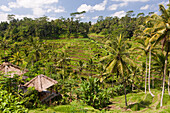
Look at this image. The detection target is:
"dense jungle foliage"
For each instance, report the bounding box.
[0,2,170,113]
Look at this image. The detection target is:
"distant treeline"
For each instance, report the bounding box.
[90,12,150,39]
[0,11,150,40]
[0,15,91,40]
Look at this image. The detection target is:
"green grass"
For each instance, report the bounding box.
[108,89,170,113]
[29,100,100,113]
[88,33,105,38]
[29,90,170,113]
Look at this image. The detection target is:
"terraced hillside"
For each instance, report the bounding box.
[45,38,107,77]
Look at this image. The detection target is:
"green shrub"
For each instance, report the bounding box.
[23,87,40,108]
[163,94,170,105]
[77,77,111,109]
[130,103,140,111]
[109,84,124,96]
[144,93,153,104]
[0,90,28,113]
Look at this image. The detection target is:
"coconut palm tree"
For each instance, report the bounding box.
[133,24,155,95]
[132,39,149,94]
[28,37,43,64]
[10,51,25,66]
[0,37,11,62]
[100,35,135,106]
[146,3,170,107]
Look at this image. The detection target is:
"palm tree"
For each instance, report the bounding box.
[148,46,155,97]
[152,53,165,79]
[0,37,11,62]
[56,50,71,80]
[133,25,155,95]
[144,27,157,97]
[100,35,135,106]
[133,40,148,94]
[10,52,25,66]
[146,3,170,107]
[28,37,43,64]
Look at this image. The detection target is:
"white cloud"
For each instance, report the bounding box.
[77,0,107,12]
[91,22,96,25]
[0,5,11,12]
[8,0,59,9]
[93,0,107,11]
[46,6,65,13]
[48,17,57,21]
[140,4,149,10]
[77,4,92,12]
[111,0,149,2]
[158,1,169,9]
[108,4,118,10]
[111,10,126,18]
[8,2,20,8]
[108,2,128,10]
[92,16,99,20]
[74,14,85,20]
[32,8,45,16]
[8,0,61,17]
[149,4,157,11]
[54,6,65,13]
[15,14,35,19]
[0,12,8,22]
[0,12,36,22]
[158,1,169,5]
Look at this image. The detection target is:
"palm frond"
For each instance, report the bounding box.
[100,54,113,62]
[159,4,169,22]
[106,59,117,73]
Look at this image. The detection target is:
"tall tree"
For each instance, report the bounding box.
[146,2,170,107]
[100,35,135,106]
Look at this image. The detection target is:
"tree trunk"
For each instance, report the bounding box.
[112,74,114,94]
[142,71,144,87]
[132,70,136,91]
[149,50,154,97]
[123,78,127,106]
[168,71,170,96]
[145,55,147,94]
[160,47,169,107]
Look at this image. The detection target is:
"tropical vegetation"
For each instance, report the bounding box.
[0,1,170,113]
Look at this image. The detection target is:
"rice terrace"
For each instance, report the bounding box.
[0,0,170,113]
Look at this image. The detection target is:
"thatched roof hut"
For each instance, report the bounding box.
[0,62,28,78]
[24,74,58,92]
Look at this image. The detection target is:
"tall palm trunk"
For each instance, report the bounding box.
[145,55,147,94]
[149,49,154,97]
[132,70,136,91]
[160,47,169,107]
[168,71,170,96]
[123,78,127,106]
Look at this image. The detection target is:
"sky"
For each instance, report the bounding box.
[0,0,169,23]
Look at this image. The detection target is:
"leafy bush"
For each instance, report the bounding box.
[23,87,40,108]
[0,90,28,113]
[108,84,124,96]
[77,77,111,109]
[144,93,153,104]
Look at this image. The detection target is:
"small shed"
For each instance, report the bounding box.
[24,74,59,103]
[0,62,28,78]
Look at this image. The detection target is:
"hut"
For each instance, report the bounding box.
[24,74,59,103]
[0,62,28,79]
